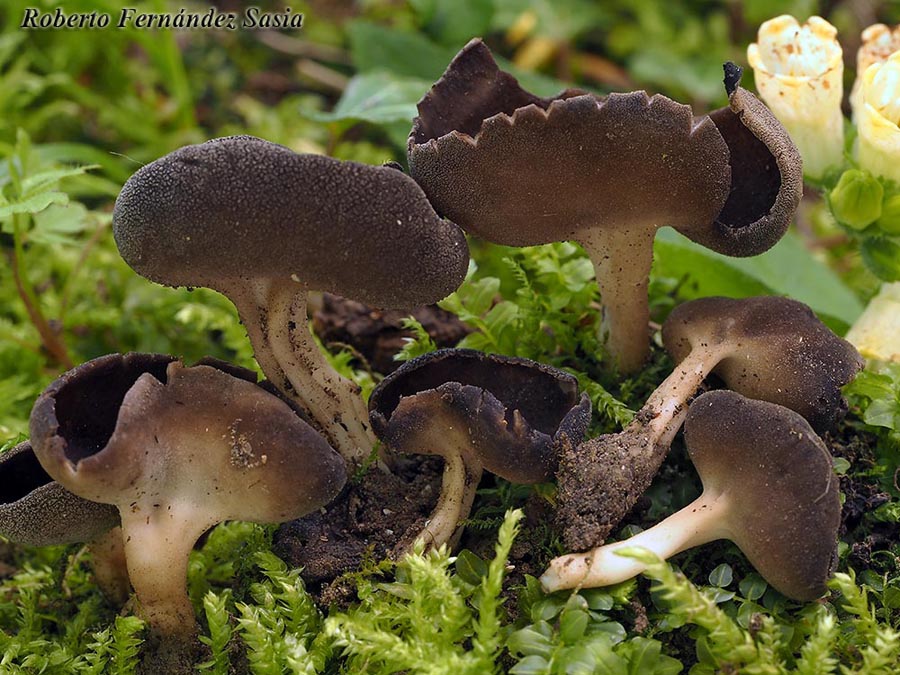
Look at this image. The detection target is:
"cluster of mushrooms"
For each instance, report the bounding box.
[0,38,864,661]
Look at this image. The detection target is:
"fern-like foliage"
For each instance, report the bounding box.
[617,548,900,674]
[326,509,524,674]
[234,551,329,675]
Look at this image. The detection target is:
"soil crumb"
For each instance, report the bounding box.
[273,455,443,603]
[312,294,471,374]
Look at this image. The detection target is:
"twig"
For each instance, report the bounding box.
[256,30,351,64]
[295,59,350,93]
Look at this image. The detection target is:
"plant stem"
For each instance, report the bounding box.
[9,214,72,368]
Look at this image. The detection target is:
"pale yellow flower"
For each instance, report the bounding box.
[857,51,900,184]
[748,15,844,179]
[851,23,900,118]
[846,281,900,362]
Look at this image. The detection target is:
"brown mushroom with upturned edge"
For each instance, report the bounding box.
[408,39,801,373]
[29,353,346,643]
[556,295,862,550]
[542,390,841,602]
[368,349,590,551]
[112,135,469,468]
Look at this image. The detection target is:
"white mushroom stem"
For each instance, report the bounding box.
[227,283,293,401]
[541,490,730,592]
[88,526,131,606]
[578,227,656,374]
[268,281,377,466]
[226,278,377,467]
[639,343,729,441]
[414,453,483,553]
[120,506,210,637]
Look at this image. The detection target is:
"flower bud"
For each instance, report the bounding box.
[829,169,883,230]
[747,15,844,179]
[877,194,900,235]
[851,24,900,119]
[857,52,900,185]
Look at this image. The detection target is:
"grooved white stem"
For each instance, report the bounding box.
[267,281,376,466]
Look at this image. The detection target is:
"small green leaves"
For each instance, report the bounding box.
[394,316,438,363]
[830,169,884,231]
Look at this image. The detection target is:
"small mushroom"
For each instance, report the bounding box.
[29,353,346,639]
[542,390,841,601]
[113,135,469,467]
[556,295,862,549]
[408,39,801,373]
[369,349,590,550]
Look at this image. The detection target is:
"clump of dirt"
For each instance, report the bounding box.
[273,455,443,602]
[554,429,665,551]
[312,294,471,374]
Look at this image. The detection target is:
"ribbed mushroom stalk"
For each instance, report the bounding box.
[556,295,862,550]
[368,349,590,550]
[543,390,842,602]
[30,353,346,638]
[113,136,469,467]
[408,40,802,373]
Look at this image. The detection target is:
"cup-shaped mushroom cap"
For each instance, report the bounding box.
[30,352,177,471]
[0,441,119,546]
[662,296,863,431]
[685,390,840,601]
[369,349,591,481]
[408,40,800,256]
[31,356,346,520]
[113,135,469,309]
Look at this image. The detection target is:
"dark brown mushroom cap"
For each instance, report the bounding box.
[662,296,863,431]
[113,135,469,309]
[30,354,346,521]
[0,441,119,546]
[408,40,800,256]
[369,349,591,482]
[684,390,840,601]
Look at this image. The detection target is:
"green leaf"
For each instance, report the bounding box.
[708,564,733,588]
[311,71,431,125]
[0,190,68,219]
[510,654,551,675]
[861,237,900,283]
[413,0,495,45]
[455,549,488,585]
[464,277,501,317]
[20,164,98,197]
[347,21,459,79]
[654,229,863,331]
[560,608,590,644]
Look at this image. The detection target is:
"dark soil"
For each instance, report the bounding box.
[826,425,898,571]
[554,427,667,551]
[273,454,443,604]
[312,293,472,374]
